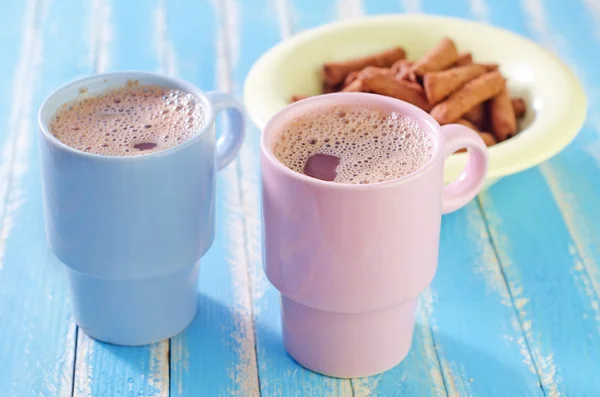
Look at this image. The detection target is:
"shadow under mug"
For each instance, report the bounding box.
[38,72,245,345]
[261,93,488,378]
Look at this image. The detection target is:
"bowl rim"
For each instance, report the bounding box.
[243,14,588,181]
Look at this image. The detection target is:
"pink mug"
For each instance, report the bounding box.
[260,93,488,378]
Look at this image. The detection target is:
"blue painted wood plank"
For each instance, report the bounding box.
[433,203,542,396]
[229,0,353,395]
[233,1,520,395]
[420,0,470,18]
[527,0,600,307]
[343,2,448,395]
[71,1,169,396]
[108,0,159,72]
[287,0,337,32]
[163,1,261,396]
[468,0,600,395]
[0,0,87,395]
[407,2,544,395]
[0,1,592,397]
[363,0,404,15]
[0,0,26,144]
[333,2,453,393]
[344,1,542,396]
[480,169,600,397]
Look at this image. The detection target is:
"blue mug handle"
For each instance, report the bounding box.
[206,91,246,170]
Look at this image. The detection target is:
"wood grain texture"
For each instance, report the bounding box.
[474,0,600,396]
[230,0,351,395]
[166,0,260,396]
[72,1,169,396]
[534,0,600,313]
[425,2,548,394]
[356,1,541,396]
[362,0,398,16]
[349,292,448,397]
[479,170,600,397]
[0,0,80,395]
[419,0,466,18]
[0,0,596,396]
[335,2,448,396]
[433,203,542,396]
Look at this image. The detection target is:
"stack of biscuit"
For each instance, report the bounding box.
[292,38,527,148]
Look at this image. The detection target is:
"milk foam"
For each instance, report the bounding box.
[273,105,433,184]
[50,82,205,156]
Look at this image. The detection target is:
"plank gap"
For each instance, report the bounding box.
[475,196,547,395]
[216,0,262,395]
[69,326,79,397]
[234,149,263,397]
[540,163,600,305]
[335,1,446,394]
[426,326,451,397]
[168,337,172,395]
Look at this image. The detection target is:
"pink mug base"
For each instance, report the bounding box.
[281,295,418,378]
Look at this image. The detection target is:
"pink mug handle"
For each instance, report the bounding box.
[441,124,489,214]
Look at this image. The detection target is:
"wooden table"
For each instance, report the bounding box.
[1,0,598,396]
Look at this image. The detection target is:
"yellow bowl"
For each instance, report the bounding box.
[244,14,587,186]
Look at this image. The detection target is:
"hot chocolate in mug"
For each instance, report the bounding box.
[38,72,245,346]
[260,92,488,378]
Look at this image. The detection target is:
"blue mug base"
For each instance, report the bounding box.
[66,261,200,346]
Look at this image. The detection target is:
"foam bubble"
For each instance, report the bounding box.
[273,105,433,184]
[49,82,206,156]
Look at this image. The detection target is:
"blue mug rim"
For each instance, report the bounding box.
[37,71,216,161]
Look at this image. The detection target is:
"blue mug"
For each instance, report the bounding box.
[38,72,245,345]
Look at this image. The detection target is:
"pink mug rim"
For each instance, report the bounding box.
[260,92,445,190]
